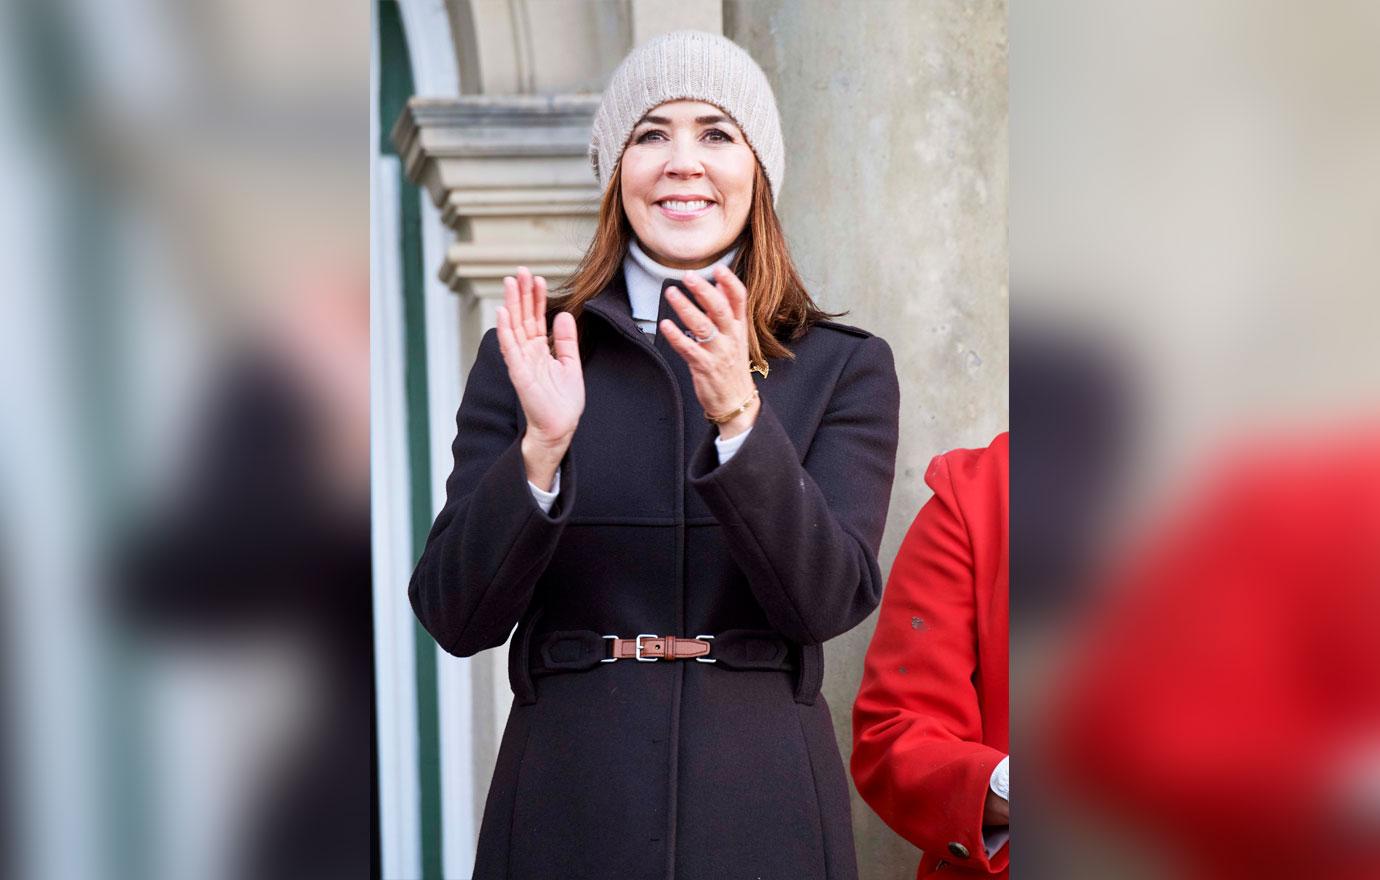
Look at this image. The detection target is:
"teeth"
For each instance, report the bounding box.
[661,199,710,211]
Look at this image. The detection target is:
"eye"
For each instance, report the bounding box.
[634,129,667,144]
[702,128,735,143]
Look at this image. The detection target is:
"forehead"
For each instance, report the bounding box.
[637,99,740,126]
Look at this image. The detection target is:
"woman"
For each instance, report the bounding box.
[851,434,1010,878]
[410,31,899,879]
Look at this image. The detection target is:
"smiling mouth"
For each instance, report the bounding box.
[656,198,716,219]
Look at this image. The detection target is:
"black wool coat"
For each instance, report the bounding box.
[409,276,901,880]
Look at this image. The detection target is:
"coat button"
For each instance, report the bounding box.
[947,842,971,859]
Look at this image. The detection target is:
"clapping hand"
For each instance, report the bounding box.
[659,265,760,439]
[495,267,584,491]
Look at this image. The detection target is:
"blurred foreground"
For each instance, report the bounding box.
[0,1,369,879]
[1013,1,1380,877]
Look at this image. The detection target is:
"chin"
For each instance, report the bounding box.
[648,235,725,267]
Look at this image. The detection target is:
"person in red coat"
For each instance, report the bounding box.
[1045,428,1380,878]
[852,433,1010,877]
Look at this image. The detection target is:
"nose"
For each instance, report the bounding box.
[664,134,704,180]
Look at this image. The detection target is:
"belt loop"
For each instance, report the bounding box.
[793,643,823,705]
[538,631,605,672]
[711,630,792,670]
[509,608,543,706]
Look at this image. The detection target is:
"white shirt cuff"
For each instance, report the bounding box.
[990,755,1010,801]
[714,426,751,464]
[983,755,1010,857]
[527,466,560,514]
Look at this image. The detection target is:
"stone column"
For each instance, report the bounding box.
[727,2,1009,877]
[392,94,601,368]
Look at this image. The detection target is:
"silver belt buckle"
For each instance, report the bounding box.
[635,633,660,662]
[600,634,618,663]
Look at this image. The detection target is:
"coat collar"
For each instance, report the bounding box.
[583,272,713,404]
[579,271,769,384]
[581,272,688,352]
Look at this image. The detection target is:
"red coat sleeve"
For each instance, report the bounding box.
[1045,441,1380,875]
[851,452,1008,874]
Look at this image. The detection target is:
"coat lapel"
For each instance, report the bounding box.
[581,275,655,354]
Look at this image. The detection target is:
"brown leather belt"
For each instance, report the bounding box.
[602,634,715,662]
[532,629,795,676]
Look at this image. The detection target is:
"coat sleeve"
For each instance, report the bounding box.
[850,454,1008,874]
[686,334,900,645]
[1044,462,1365,868]
[408,328,577,657]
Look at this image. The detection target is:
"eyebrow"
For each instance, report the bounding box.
[634,113,736,127]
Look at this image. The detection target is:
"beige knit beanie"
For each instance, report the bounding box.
[589,30,785,203]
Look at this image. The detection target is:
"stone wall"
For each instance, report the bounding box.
[727,2,1009,875]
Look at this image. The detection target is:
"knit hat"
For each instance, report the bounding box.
[589,30,785,203]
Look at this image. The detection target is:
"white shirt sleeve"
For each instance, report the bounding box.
[982,755,1010,857]
[989,755,1010,800]
[527,466,561,514]
[714,426,752,464]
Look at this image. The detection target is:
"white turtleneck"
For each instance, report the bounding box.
[527,240,752,514]
[624,239,738,334]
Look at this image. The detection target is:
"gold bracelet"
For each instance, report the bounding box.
[705,388,759,424]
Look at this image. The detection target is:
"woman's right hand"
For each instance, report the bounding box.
[495,267,584,492]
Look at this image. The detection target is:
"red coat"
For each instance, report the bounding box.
[852,433,1010,877]
[1047,429,1380,879]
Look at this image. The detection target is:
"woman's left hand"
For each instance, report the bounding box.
[660,265,760,439]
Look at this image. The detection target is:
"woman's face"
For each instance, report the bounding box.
[620,100,757,270]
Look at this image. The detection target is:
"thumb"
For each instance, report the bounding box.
[551,311,580,367]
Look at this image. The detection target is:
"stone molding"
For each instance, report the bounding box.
[391,94,602,299]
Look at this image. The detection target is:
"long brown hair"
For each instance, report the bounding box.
[556,160,838,368]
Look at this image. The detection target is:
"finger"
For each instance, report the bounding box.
[517,266,539,340]
[551,310,581,369]
[503,276,527,346]
[496,305,513,359]
[664,285,718,341]
[659,318,711,367]
[535,275,550,336]
[523,267,541,329]
[713,265,748,322]
[681,272,734,332]
[496,306,532,386]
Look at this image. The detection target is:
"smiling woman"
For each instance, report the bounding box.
[619,102,757,269]
[407,29,901,880]
[558,45,828,377]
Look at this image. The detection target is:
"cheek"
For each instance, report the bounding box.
[722,155,757,215]
[725,178,754,226]
[619,154,656,205]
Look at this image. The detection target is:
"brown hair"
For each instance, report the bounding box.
[556,160,839,368]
